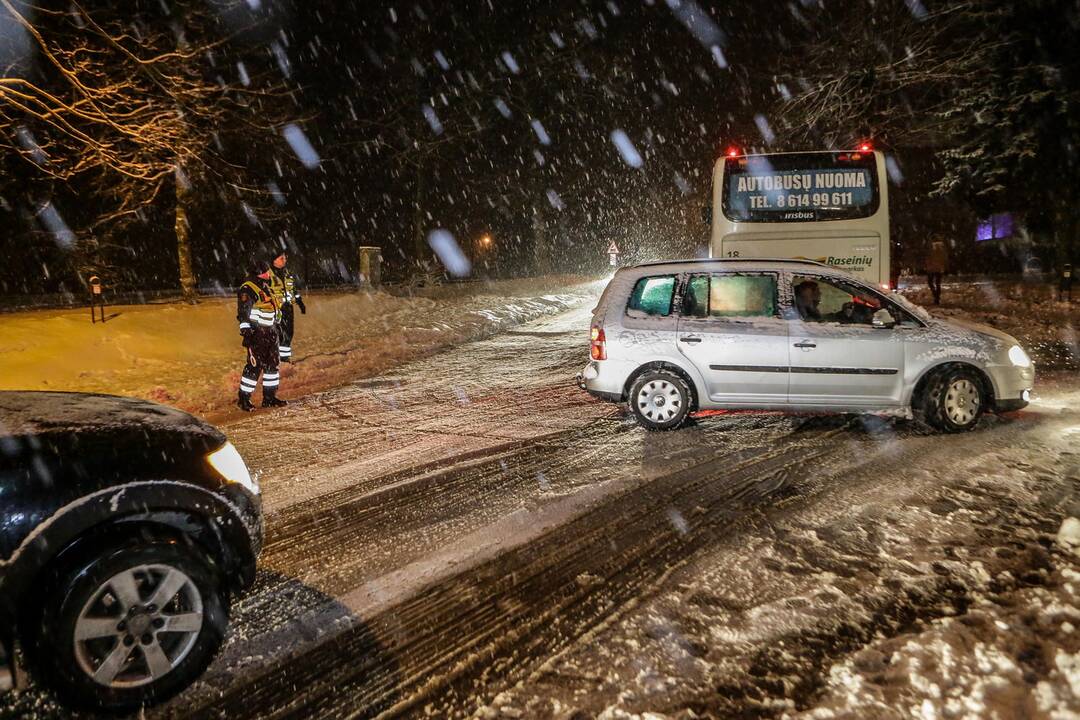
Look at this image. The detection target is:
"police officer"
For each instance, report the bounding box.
[236,258,287,411]
[269,252,306,363]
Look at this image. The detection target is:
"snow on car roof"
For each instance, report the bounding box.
[626,257,838,272]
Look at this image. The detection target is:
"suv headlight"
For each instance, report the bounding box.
[1008,345,1032,368]
[207,442,259,495]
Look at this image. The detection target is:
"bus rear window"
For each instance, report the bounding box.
[722,152,879,223]
[627,276,675,317]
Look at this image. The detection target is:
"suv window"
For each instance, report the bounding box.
[627,275,675,317]
[682,273,778,319]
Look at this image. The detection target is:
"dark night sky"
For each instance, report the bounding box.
[256,0,804,278]
[4,0,1035,296]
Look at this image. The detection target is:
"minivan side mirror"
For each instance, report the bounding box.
[701,206,712,225]
[872,308,897,328]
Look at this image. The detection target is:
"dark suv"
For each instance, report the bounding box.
[0,391,262,712]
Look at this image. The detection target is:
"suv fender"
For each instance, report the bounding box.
[0,480,260,625]
[623,359,704,411]
[907,360,997,411]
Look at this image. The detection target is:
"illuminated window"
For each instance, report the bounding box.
[976,213,1014,242]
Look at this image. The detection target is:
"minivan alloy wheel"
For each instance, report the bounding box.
[73,565,204,688]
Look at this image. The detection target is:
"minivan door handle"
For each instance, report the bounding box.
[679,336,703,344]
[793,340,817,349]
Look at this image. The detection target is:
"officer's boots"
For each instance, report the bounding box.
[237,391,256,412]
[262,389,288,408]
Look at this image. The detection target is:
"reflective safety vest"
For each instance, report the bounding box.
[240,280,278,329]
[284,273,299,304]
[269,270,299,305]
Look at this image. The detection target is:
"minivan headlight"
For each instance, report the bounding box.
[207,442,259,495]
[1008,345,1032,368]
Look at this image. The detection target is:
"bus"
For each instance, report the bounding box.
[710,147,895,289]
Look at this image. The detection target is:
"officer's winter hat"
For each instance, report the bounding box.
[248,256,272,276]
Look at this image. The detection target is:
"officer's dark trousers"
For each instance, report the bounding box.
[240,327,281,398]
[278,304,295,361]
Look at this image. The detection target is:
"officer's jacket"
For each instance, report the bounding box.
[269,268,301,306]
[237,276,279,330]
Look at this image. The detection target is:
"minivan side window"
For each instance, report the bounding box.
[627,275,676,317]
[682,273,778,319]
[791,274,888,325]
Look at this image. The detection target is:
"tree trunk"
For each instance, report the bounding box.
[175,165,198,304]
[412,156,427,265]
[532,208,549,276]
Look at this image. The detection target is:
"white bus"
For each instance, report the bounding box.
[710,147,895,289]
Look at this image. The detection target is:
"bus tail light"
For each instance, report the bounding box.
[590,327,607,360]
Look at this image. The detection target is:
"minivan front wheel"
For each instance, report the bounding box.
[629,370,692,430]
[920,365,986,433]
[29,538,228,711]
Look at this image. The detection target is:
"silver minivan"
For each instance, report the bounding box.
[579,259,1034,432]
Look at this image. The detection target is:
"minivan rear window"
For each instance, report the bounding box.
[711,274,777,317]
[627,276,675,317]
[682,273,778,318]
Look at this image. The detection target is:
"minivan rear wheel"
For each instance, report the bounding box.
[919,365,986,433]
[629,370,692,431]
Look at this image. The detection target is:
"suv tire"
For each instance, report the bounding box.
[27,537,228,712]
[919,364,986,433]
[629,370,692,431]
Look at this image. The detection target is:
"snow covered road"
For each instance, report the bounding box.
[6,301,1079,719]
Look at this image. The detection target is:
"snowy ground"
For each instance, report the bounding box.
[0,276,600,421]
[478,376,1080,720]
[2,277,1078,719]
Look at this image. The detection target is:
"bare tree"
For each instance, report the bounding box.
[773,1,1004,149]
[0,0,285,300]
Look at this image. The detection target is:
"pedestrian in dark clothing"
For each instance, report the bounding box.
[926,238,948,305]
[236,259,287,411]
[1061,263,1074,302]
[269,252,306,363]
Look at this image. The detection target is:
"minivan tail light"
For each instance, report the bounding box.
[590,327,607,360]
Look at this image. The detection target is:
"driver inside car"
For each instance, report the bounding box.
[795,279,881,324]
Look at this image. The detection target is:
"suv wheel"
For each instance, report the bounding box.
[919,365,986,433]
[28,538,228,711]
[629,370,692,430]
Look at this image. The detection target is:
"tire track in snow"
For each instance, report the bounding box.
[168,421,852,719]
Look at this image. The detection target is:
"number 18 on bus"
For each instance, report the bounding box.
[710,146,895,290]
